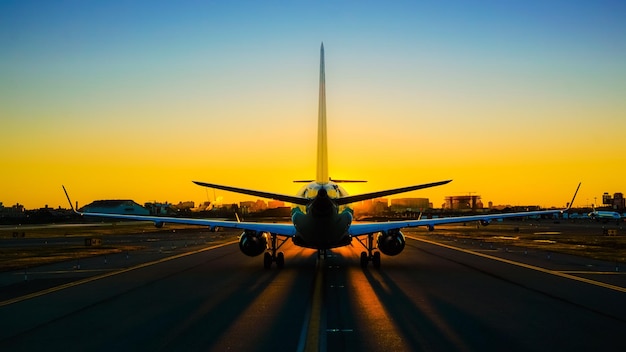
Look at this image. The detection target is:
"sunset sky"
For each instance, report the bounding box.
[2,1,625,210]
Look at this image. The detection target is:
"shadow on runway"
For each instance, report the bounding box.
[360,266,516,352]
[323,245,518,352]
[156,246,318,350]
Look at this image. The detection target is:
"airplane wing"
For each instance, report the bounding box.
[193,181,310,205]
[79,212,296,236]
[62,187,297,236]
[335,180,452,205]
[349,182,581,236]
[349,209,561,236]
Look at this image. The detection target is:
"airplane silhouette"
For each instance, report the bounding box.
[64,43,580,268]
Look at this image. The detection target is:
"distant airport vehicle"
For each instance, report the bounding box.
[63,44,580,269]
[588,205,622,221]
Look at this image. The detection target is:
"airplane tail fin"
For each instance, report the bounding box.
[316,42,329,184]
[311,43,366,185]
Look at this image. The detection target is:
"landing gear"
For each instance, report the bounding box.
[317,249,327,259]
[372,251,381,268]
[263,233,287,269]
[264,252,273,269]
[356,233,382,268]
[360,251,368,267]
[276,252,285,268]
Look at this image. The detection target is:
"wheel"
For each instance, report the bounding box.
[372,251,381,269]
[360,251,368,268]
[263,252,272,269]
[276,252,285,268]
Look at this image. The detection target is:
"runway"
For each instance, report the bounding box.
[1,231,626,351]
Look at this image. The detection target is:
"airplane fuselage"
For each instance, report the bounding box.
[588,211,621,220]
[291,181,354,249]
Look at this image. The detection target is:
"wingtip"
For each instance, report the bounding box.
[61,185,77,213]
[562,182,582,212]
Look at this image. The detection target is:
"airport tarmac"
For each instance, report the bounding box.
[1,224,626,351]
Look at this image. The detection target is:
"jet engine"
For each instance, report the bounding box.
[479,220,491,227]
[238,230,268,257]
[376,229,406,256]
[154,221,164,228]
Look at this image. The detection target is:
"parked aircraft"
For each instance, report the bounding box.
[63,43,580,268]
[588,205,622,221]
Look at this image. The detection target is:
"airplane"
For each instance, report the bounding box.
[588,205,622,221]
[63,43,580,269]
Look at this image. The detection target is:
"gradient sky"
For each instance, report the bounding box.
[2,0,625,210]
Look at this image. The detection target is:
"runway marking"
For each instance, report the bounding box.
[299,257,324,352]
[408,236,626,294]
[559,271,626,275]
[0,240,238,308]
[13,269,115,275]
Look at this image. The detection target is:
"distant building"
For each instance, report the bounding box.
[445,195,483,211]
[0,203,25,218]
[488,202,512,211]
[601,192,625,210]
[267,200,285,209]
[615,193,625,210]
[81,200,149,215]
[144,202,173,215]
[239,199,268,214]
[353,198,388,215]
[389,198,430,212]
[173,201,195,210]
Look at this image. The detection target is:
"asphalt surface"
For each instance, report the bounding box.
[1,228,626,351]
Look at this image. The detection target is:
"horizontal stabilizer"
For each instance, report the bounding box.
[330,178,367,183]
[293,178,367,183]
